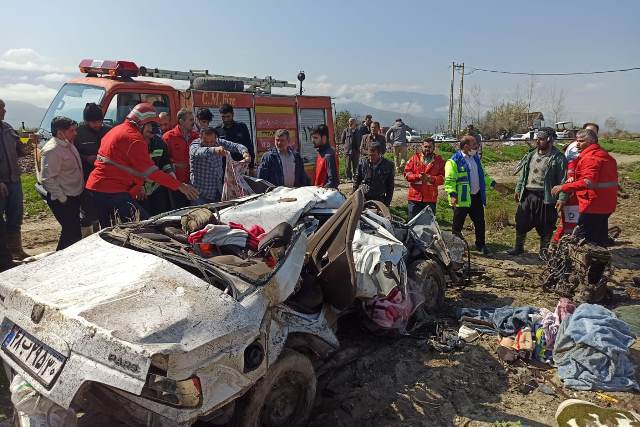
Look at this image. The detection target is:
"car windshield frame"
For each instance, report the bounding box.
[39,83,106,136]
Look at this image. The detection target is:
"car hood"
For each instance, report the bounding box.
[0,235,262,352]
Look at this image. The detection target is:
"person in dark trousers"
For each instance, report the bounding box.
[139,123,175,216]
[75,103,111,236]
[552,129,618,246]
[508,127,567,257]
[257,129,309,187]
[0,99,28,263]
[445,136,507,255]
[353,141,395,206]
[357,114,372,141]
[341,118,360,181]
[215,103,255,171]
[360,121,386,159]
[311,124,339,189]
[404,138,445,219]
[39,117,84,250]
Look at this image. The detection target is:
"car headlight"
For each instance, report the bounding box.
[141,374,202,408]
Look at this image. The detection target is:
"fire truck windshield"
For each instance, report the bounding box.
[39,83,105,136]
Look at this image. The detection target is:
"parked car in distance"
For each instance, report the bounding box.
[406,129,422,143]
[431,133,458,143]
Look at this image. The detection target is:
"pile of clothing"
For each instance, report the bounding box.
[458,299,639,392]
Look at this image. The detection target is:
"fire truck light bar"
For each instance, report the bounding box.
[79,59,139,77]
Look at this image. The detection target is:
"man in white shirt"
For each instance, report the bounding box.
[39,117,84,250]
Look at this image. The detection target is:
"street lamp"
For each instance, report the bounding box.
[297,71,305,96]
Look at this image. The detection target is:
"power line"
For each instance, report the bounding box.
[465,66,640,76]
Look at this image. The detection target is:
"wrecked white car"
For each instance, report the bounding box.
[0,187,466,426]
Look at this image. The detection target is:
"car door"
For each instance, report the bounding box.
[306,189,364,309]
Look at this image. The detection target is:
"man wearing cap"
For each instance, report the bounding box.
[87,103,198,227]
[552,129,618,246]
[257,129,309,188]
[74,103,112,236]
[353,141,395,206]
[508,127,567,257]
[386,118,413,173]
[189,127,250,205]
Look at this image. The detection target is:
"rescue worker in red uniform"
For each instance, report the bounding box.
[311,124,339,189]
[86,103,198,227]
[552,129,618,246]
[404,138,445,219]
[163,108,199,208]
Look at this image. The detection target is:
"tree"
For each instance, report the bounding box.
[334,110,352,143]
[604,116,618,133]
[481,100,530,138]
[548,87,566,124]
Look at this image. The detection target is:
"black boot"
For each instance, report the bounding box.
[507,233,526,256]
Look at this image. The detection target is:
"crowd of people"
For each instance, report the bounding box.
[0,97,619,271]
[345,114,618,256]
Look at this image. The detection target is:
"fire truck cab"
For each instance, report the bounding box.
[37,59,335,177]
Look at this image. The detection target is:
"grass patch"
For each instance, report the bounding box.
[21,173,48,217]
[618,162,640,181]
[599,138,640,155]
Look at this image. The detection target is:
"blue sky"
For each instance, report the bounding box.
[1,0,639,129]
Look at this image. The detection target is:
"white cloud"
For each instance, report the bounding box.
[37,73,71,83]
[17,75,28,81]
[0,83,58,107]
[0,48,74,73]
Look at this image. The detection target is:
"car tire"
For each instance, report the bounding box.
[192,77,244,92]
[408,259,445,314]
[231,349,316,427]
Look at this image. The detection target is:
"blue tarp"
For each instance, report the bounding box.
[554,304,639,392]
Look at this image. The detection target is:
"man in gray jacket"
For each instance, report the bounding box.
[386,118,413,173]
[0,99,29,265]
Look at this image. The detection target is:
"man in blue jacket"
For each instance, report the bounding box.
[257,129,310,187]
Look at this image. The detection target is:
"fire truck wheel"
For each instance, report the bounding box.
[231,349,316,427]
[193,77,244,92]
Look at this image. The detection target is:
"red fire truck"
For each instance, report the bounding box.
[36,59,335,177]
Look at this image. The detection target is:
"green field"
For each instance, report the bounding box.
[21,174,48,217]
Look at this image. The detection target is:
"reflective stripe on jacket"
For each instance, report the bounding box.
[404,152,444,203]
[561,143,618,214]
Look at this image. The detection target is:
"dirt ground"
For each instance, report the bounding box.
[5,155,640,426]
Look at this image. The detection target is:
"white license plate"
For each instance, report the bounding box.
[2,325,66,387]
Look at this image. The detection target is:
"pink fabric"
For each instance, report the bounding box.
[364,288,414,330]
[541,298,576,348]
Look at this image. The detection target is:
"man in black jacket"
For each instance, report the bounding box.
[215,103,255,171]
[341,118,360,181]
[354,141,395,206]
[74,103,111,235]
[257,129,309,187]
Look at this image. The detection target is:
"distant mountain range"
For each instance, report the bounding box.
[4,101,47,129]
[335,90,448,132]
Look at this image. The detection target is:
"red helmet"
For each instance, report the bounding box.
[126,103,158,126]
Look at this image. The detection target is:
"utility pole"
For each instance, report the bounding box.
[448,62,465,135]
[457,62,465,136]
[448,62,455,133]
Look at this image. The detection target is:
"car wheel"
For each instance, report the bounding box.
[408,259,445,314]
[232,350,316,427]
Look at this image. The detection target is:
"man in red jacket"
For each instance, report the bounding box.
[86,103,198,227]
[404,138,445,219]
[163,108,199,208]
[552,129,618,246]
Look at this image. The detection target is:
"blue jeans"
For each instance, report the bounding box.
[91,191,149,228]
[0,181,24,232]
